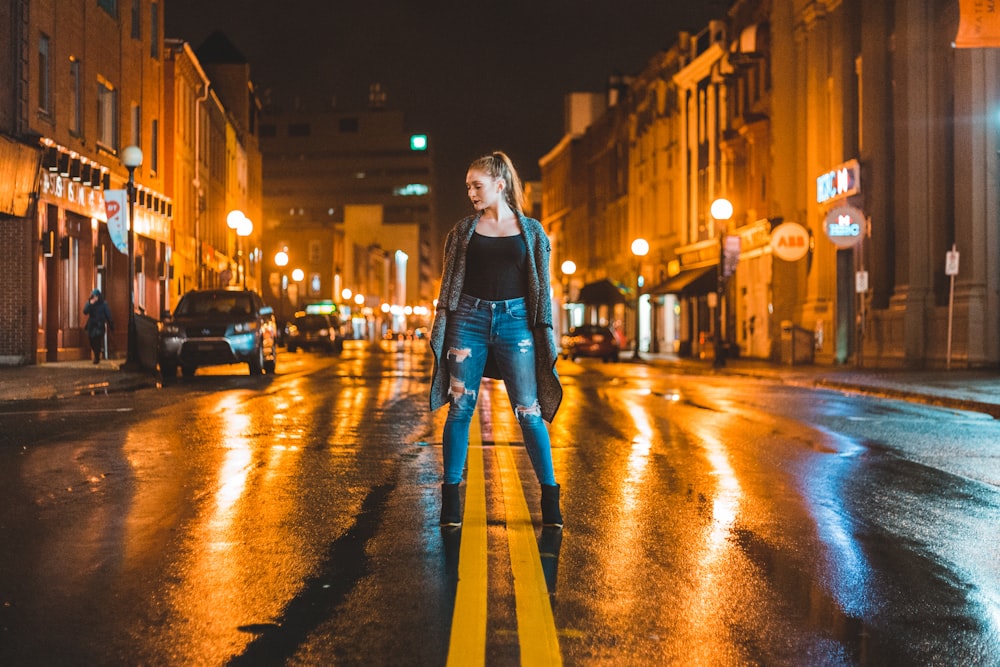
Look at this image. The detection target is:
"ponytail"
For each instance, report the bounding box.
[469,150,525,214]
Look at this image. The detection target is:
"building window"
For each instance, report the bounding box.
[131,0,140,39]
[150,119,159,173]
[97,79,118,150]
[288,123,311,137]
[69,58,82,135]
[150,3,159,57]
[130,103,141,147]
[339,117,358,133]
[38,34,51,116]
[98,0,117,17]
[259,123,276,138]
[309,240,322,264]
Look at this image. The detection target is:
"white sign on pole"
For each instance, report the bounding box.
[855,270,869,293]
[104,189,129,254]
[945,248,960,276]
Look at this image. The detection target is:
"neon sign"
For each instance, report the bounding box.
[816,159,860,204]
[823,205,865,248]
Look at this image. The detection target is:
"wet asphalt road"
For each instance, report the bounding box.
[0,340,998,666]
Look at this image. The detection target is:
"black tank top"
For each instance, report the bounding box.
[463,233,528,300]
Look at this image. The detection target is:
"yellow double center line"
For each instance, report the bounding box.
[446,388,562,666]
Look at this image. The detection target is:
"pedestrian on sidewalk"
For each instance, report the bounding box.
[83,288,113,364]
[429,151,564,529]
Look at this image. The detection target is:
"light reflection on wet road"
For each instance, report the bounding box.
[0,340,998,665]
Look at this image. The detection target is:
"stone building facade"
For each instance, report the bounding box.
[542,0,999,369]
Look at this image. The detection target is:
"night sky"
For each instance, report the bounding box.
[166,1,731,227]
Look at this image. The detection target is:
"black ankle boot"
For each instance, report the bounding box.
[541,484,563,528]
[440,483,462,527]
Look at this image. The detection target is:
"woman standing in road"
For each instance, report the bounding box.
[429,151,564,528]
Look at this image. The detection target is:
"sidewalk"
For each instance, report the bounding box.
[0,359,158,401]
[0,356,997,419]
[639,353,1000,419]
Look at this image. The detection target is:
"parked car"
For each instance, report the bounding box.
[561,325,621,362]
[158,288,278,378]
[286,313,343,354]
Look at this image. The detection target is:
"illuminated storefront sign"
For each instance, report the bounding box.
[40,172,107,220]
[770,222,810,261]
[824,205,866,248]
[816,159,860,204]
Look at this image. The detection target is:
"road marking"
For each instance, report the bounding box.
[445,385,562,665]
[446,406,488,667]
[490,390,563,667]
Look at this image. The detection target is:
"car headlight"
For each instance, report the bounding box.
[233,321,260,334]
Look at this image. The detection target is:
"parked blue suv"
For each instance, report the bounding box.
[158,289,278,378]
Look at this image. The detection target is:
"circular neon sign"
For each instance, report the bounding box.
[770,222,810,262]
[824,205,865,248]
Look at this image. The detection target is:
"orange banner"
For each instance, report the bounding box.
[955,0,1000,48]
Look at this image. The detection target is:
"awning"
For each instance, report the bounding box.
[577,278,627,305]
[0,136,41,217]
[646,266,716,296]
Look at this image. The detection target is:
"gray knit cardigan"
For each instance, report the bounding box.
[429,212,563,422]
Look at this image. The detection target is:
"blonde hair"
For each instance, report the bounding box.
[469,151,525,214]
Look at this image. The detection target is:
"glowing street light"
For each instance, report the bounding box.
[710,197,733,368]
[560,259,576,334]
[274,249,289,341]
[121,145,143,371]
[236,215,253,288]
[630,238,649,361]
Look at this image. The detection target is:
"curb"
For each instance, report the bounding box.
[813,378,1000,420]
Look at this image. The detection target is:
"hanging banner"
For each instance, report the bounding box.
[955,0,1000,48]
[104,189,129,254]
[722,234,742,278]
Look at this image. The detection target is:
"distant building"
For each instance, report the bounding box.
[164,32,263,300]
[258,91,437,330]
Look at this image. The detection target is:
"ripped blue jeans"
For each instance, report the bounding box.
[442,294,556,486]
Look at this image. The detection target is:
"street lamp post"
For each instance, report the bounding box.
[560,259,576,337]
[630,238,649,361]
[236,217,253,288]
[122,145,143,371]
[710,197,734,369]
[291,268,304,311]
[274,248,289,341]
[227,210,248,287]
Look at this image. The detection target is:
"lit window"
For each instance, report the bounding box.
[97,79,118,150]
[393,183,429,196]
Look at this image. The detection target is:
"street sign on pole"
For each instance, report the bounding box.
[855,271,869,293]
[945,248,960,276]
